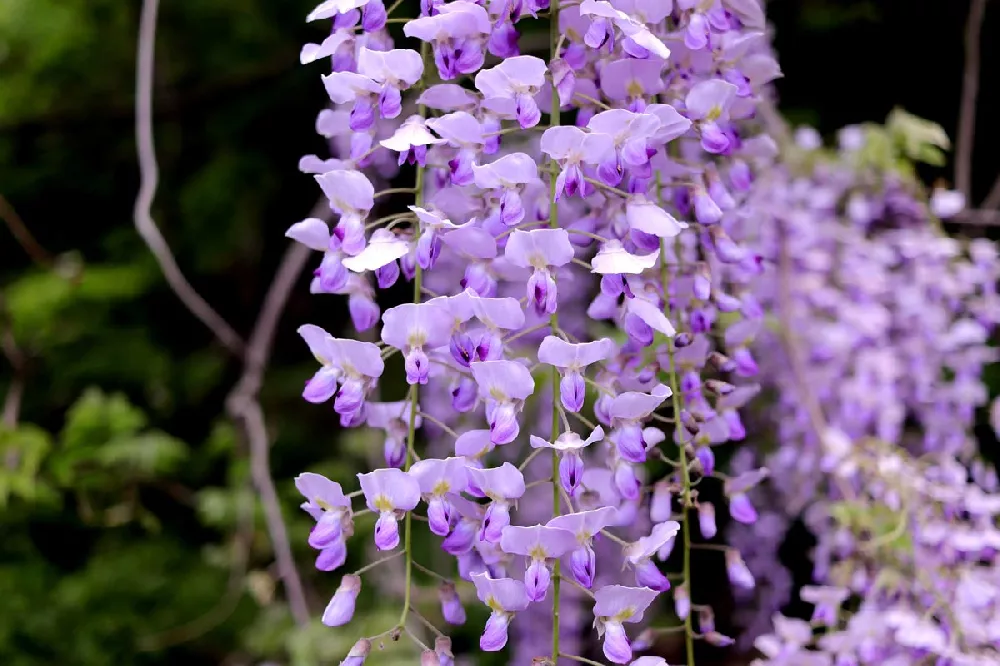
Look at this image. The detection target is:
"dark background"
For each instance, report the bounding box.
[0,1,996,664]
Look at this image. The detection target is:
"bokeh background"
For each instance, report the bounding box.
[0,1,997,665]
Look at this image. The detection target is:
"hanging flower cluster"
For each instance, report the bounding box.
[726,125,1000,666]
[287,0,782,664]
[283,1,1000,665]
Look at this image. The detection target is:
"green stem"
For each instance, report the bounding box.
[549,2,562,662]
[661,237,695,666]
[398,41,431,631]
[560,654,607,666]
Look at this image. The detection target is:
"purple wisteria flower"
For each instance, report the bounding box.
[499,524,578,601]
[608,384,672,464]
[403,1,492,80]
[593,585,660,664]
[548,507,618,588]
[381,302,452,385]
[538,336,616,412]
[314,170,375,255]
[540,126,615,198]
[470,360,535,444]
[471,572,530,651]
[465,463,525,543]
[296,472,353,571]
[624,521,680,591]
[504,229,576,315]
[366,401,422,468]
[297,324,383,423]
[530,426,606,494]
[472,153,541,227]
[475,56,548,128]
[410,457,469,536]
[358,468,420,550]
[356,47,424,119]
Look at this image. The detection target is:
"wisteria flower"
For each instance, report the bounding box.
[625,196,688,239]
[358,468,421,550]
[410,457,469,536]
[593,585,660,664]
[540,126,615,198]
[538,336,616,412]
[471,572,530,651]
[296,472,353,571]
[685,79,739,154]
[341,228,409,274]
[366,400,422,468]
[475,56,548,128]
[314,170,375,254]
[465,462,526,542]
[381,302,452,384]
[472,153,540,227]
[286,217,349,292]
[608,384,672,463]
[531,426,605,494]
[297,324,383,420]
[547,507,618,588]
[425,111,487,186]
[586,109,669,184]
[504,229,576,315]
[470,360,535,444]
[357,47,424,119]
[623,521,680,591]
[403,1,492,80]
[380,115,445,166]
[592,241,660,281]
[499,524,578,601]
[579,0,671,60]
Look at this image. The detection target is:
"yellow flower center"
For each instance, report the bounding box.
[374,495,394,512]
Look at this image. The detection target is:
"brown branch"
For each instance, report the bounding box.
[982,173,1000,211]
[774,219,831,445]
[955,0,988,200]
[0,195,56,269]
[134,0,312,627]
[1,327,24,430]
[134,0,245,357]
[951,207,1000,226]
[225,236,317,629]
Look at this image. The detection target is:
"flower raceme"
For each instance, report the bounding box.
[288,0,793,664]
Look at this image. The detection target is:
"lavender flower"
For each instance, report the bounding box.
[358,468,420,550]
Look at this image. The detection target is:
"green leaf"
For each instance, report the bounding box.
[93,432,188,476]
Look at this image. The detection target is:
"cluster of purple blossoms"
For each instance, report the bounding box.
[288,0,781,663]
[282,0,999,665]
[726,125,1000,665]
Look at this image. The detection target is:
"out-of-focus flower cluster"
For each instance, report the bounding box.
[728,123,1000,666]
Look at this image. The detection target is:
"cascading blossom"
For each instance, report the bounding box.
[284,1,996,666]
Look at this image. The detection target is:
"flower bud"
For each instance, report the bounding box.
[698,502,717,539]
[650,480,673,523]
[726,549,755,590]
[438,582,466,625]
[674,582,690,620]
[322,574,361,627]
[340,638,370,666]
